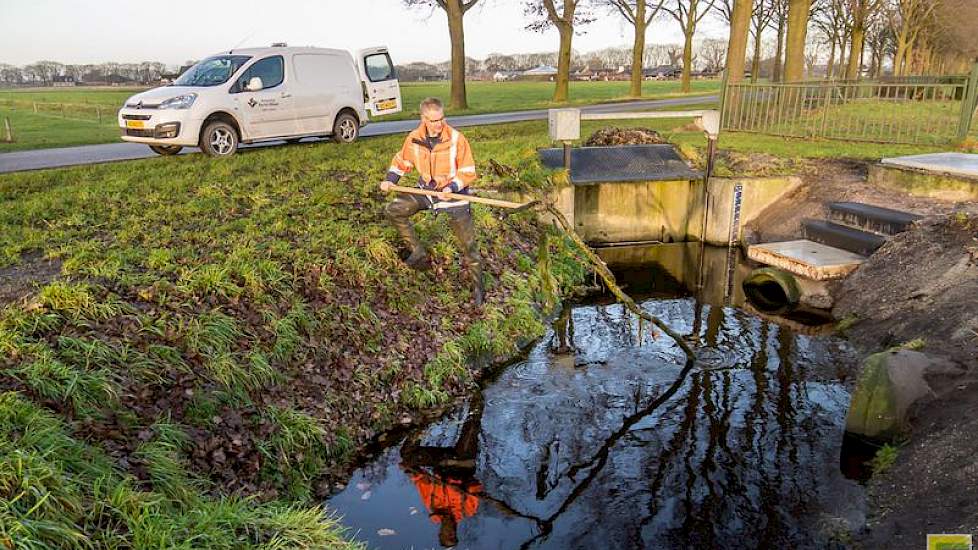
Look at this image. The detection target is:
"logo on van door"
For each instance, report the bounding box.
[248,98,258,108]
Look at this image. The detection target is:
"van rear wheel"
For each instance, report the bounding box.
[149,145,182,156]
[332,113,359,144]
[200,121,238,157]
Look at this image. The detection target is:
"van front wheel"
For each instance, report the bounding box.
[332,113,359,144]
[200,121,238,157]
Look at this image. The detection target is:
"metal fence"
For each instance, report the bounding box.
[721,65,978,145]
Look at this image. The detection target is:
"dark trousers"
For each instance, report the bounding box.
[384,193,482,271]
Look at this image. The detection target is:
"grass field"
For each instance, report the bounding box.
[0,80,720,152]
[0,119,596,547]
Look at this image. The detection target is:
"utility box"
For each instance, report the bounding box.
[549,108,581,141]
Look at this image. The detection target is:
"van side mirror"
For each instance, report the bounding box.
[245,77,263,91]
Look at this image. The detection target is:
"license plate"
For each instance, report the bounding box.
[376,99,397,111]
[125,120,145,129]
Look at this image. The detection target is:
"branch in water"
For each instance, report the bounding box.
[538,203,696,363]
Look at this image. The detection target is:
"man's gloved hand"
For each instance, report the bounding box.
[380,181,392,192]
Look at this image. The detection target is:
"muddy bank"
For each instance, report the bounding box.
[833,210,978,548]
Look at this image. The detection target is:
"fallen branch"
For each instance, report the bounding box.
[538,203,696,363]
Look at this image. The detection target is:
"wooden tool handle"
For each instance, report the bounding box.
[386,184,528,209]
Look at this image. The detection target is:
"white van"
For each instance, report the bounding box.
[118,44,402,157]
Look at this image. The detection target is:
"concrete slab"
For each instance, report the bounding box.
[747,239,866,281]
[880,152,978,179]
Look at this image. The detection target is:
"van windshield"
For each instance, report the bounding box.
[173,55,251,87]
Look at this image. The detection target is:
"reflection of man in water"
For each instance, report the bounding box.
[402,397,484,547]
[410,472,483,547]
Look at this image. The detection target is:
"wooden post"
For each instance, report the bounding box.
[957,62,978,141]
[33,101,37,113]
[3,117,12,143]
[97,106,102,124]
[61,103,66,118]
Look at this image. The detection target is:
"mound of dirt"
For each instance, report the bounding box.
[833,209,978,364]
[584,127,666,146]
[832,209,978,548]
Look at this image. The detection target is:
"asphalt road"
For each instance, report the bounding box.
[0,95,717,174]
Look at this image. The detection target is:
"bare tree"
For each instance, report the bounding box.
[888,0,940,76]
[769,0,789,81]
[749,0,777,81]
[405,0,482,110]
[700,38,729,72]
[602,0,666,97]
[845,0,885,79]
[663,0,718,92]
[525,0,594,102]
[813,0,852,78]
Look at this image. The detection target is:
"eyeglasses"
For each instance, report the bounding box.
[423,114,445,123]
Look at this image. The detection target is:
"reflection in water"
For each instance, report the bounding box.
[328,246,862,549]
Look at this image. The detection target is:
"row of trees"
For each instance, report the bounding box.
[409,0,978,109]
[726,0,978,85]
[0,61,182,86]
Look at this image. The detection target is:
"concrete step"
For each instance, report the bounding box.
[802,219,887,256]
[828,201,922,236]
[747,239,866,281]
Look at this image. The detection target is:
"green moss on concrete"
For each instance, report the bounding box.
[868,164,978,201]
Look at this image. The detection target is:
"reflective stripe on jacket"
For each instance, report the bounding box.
[385,122,477,194]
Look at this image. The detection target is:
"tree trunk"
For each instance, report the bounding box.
[554,22,573,102]
[826,37,836,79]
[773,17,786,82]
[681,17,694,93]
[846,5,867,80]
[725,0,753,83]
[783,0,812,82]
[629,1,648,98]
[837,35,847,79]
[893,16,911,76]
[751,26,763,82]
[446,4,469,110]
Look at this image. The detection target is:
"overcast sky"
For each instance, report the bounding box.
[1,0,729,67]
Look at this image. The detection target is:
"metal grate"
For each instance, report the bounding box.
[124,128,156,138]
[538,144,701,185]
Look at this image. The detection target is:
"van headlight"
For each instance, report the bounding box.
[158,93,197,110]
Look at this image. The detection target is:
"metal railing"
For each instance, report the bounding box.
[720,65,978,145]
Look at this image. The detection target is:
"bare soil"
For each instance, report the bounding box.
[0,251,61,305]
[745,158,954,244]
[744,154,978,548]
[835,210,978,548]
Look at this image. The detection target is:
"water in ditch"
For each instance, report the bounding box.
[327,243,866,549]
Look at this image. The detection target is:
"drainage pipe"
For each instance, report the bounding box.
[742,267,801,314]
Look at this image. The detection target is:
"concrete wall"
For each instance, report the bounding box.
[572,179,698,244]
[556,175,801,246]
[868,164,978,201]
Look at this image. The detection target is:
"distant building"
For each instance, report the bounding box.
[105,74,134,86]
[52,75,76,87]
[492,70,521,82]
[523,65,558,77]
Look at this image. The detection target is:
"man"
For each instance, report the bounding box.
[380,97,483,306]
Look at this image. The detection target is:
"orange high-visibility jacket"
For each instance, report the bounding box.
[410,473,482,524]
[385,122,477,194]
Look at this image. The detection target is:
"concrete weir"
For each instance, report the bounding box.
[870,152,978,201]
[538,145,801,246]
